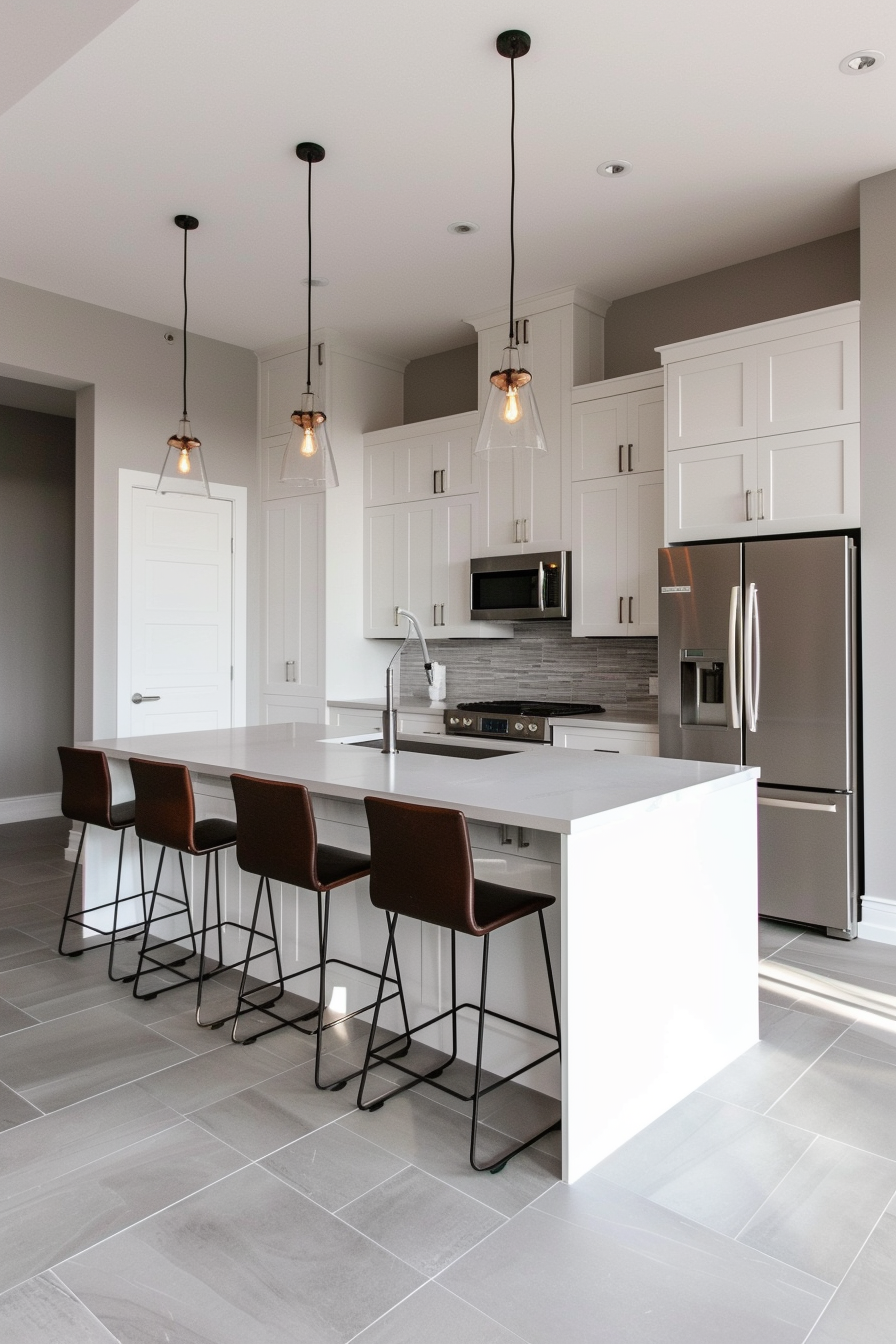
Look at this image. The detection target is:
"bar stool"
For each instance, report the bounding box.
[129,758,271,1028]
[229,773,410,1091]
[357,796,561,1173]
[57,746,148,982]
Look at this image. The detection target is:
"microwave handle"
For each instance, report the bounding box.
[537,561,545,611]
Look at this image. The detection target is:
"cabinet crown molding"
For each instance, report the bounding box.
[572,368,663,403]
[464,286,610,333]
[255,327,408,374]
[657,300,860,365]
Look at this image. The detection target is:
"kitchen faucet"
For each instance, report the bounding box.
[383,608,433,753]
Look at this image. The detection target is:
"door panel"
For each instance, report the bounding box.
[757,426,860,534]
[758,787,854,932]
[479,443,519,553]
[757,323,859,435]
[438,427,477,496]
[658,543,743,764]
[264,495,324,696]
[745,536,853,789]
[667,347,758,449]
[571,395,627,480]
[627,472,663,635]
[571,477,627,636]
[364,507,399,636]
[667,440,758,543]
[628,386,664,473]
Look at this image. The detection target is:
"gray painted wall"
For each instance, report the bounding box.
[859,173,896,910]
[0,405,75,798]
[604,231,860,379]
[404,342,478,424]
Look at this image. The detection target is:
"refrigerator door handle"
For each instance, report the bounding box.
[752,586,761,728]
[728,585,741,730]
[744,582,757,732]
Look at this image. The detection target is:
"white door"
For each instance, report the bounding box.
[126,489,233,735]
[757,425,860,535]
[571,476,627,636]
[263,494,324,697]
[626,472,664,635]
[666,440,758,543]
[756,324,860,437]
[571,394,628,481]
[627,386,664,473]
[667,347,758,450]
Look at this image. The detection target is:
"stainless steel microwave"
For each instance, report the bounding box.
[470,552,571,621]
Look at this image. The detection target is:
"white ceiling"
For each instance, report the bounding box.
[0,0,892,360]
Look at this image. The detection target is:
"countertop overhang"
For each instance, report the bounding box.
[86,722,758,836]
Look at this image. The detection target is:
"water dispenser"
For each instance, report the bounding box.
[680,648,728,727]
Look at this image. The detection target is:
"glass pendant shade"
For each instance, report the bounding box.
[474,346,547,456]
[157,417,210,496]
[280,392,339,488]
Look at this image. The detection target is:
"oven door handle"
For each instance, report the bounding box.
[537,561,545,612]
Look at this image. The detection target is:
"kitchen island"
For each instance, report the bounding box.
[81,722,759,1183]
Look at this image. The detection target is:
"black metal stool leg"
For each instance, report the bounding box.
[196,854,222,1027]
[470,933,498,1172]
[357,912,400,1111]
[106,828,129,981]
[538,909,561,1052]
[58,825,87,957]
[132,846,167,999]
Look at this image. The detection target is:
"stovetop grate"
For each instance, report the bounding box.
[455,701,605,717]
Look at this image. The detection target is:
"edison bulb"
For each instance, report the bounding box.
[301,425,318,458]
[177,448,192,475]
[502,387,522,424]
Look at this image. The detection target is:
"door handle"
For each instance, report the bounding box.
[744,582,759,732]
[434,603,439,627]
[618,596,624,624]
[514,518,520,543]
[757,486,765,520]
[523,318,529,344]
[285,660,296,682]
[522,518,529,543]
[440,469,446,493]
[440,603,445,626]
[745,489,753,521]
[759,798,838,813]
[628,444,633,472]
[752,585,761,727]
[628,596,633,623]
[394,606,400,627]
[131,693,161,704]
[618,444,624,474]
[433,469,440,495]
[727,586,741,730]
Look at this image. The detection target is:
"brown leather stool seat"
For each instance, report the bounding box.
[357,796,561,1173]
[228,773,409,1091]
[129,758,271,1030]
[57,746,150,981]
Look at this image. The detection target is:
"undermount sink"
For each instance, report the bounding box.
[345,736,514,760]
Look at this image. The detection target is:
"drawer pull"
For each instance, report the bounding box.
[594,748,620,754]
[759,798,837,813]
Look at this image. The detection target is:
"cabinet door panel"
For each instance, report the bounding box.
[571,478,627,636]
[523,308,565,549]
[406,437,438,501]
[667,348,757,450]
[366,443,403,507]
[364,507,400,636]
[405,501,438,635]
[264,496,324,696]
[757,425,860,534]
[628,386,664,473]
[437,427,477,495]
[627,472,664,635]
[667,441,758,543]
[479,445,520,553]
[441,494,476,633]
[553,727,659,756]
[757,324,859,436]
[571,395,627,481]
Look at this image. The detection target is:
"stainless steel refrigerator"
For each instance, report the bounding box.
[658,536,858,939]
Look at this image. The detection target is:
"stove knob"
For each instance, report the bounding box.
[515,722,524,731]
[528,723,538,732]
[448,716,459,725]
[462,718,473,727]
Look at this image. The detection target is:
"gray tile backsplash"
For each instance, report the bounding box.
[400,624,657,707]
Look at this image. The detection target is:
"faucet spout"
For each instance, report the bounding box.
[382,608,433,753]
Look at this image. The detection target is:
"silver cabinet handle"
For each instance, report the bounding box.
[518,827,530,848]
[745,489,753,521]
[628,444,633,472]
[757,486,765,520]
[618,444,624,473]
[522,518,529,543]
[131,693,160,704]
[618,596,624,624]
[759,798,838,813]
[501,825,514,845]
[514,518,520,543]
[523,318,529,344]
[285,659,296,682]
[440,468,446,493]
[440,603,445,626]
[727,585,741,730]
[752,586,761,727]
[394,606,400,627]
[434,603,439,627]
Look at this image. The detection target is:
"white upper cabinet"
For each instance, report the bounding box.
[263,494,325,698]
[572,470,663,636]
[364,412,478,507]
[661,302,860,542]
[571,393,628,480]
[571,372,664,479]
[628,385,665,473]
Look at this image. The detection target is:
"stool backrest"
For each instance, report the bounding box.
[129,757,197,852]
[230,774,319,889]
[364,796,477,934]
[58,746,114,827]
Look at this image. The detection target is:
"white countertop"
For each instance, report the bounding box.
[87,721,755,836]
[327,698,659,733]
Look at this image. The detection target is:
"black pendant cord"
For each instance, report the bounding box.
[508,53,516,348]
[181,223,189,419]
[306,157,313,393]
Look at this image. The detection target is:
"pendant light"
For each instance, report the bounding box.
[280,142,338,489]
[475,29,547,458]
[157,215,210,496]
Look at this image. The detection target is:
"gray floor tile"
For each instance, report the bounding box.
[595,1090,813,1236]
[339,1165,506,1277]
[773,933,896,989]
[0,902,51,929]
[144,1007,231,1056]
[0,927,55,965]
[0,1119,245,1293]
[136,1037,290,1115]
[438,1176,831,1344]
[57,1164,424,1344]
[759,920,804,959]
[0,995,38,1037]
[738,1135,896,1284]
[769,1045,896,1162]
[0,1271,116,1342]
[353,1282,528,1344]
[0,1081,182,1201]
[804,1210,896,1343]
[339,1091,560,1218]
[111,974,231,1025]
[0,1079,42,1130]
[0,860,72,885]
[191,1056,359,1159]
[701,1007,845,1112]
[262,1121,408,1210]
[0,956,132,1021]
[0,1003,193,1111]
[834,1014,896,1068]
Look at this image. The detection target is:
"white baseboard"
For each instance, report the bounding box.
[859,897,896,945]
[0,792,62,824]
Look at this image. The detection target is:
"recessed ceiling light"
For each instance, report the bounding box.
[597,160,632,177]
[447,221,479,234]
[301,277,329,286]
[839,50,884,74]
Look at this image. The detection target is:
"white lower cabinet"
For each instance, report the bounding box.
[263,698,322,725]
[553,726,659,756]
[572,471,663,636]
[329,708,381,734]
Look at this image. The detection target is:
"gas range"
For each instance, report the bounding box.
[444,700,605,743]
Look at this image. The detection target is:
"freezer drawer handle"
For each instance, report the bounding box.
[728,586,741,730]
[759,798,838,813]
